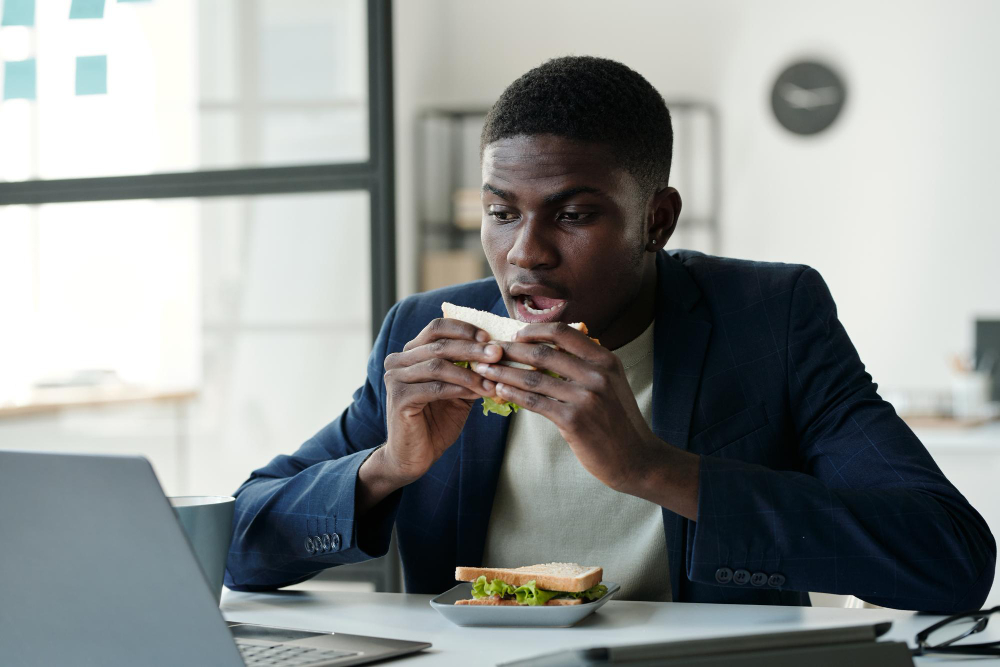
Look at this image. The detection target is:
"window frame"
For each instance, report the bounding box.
[0,0,397,342]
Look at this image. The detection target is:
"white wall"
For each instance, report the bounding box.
[393,0,1000,394]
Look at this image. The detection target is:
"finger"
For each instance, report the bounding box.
[491,340,592,382]
[403,317,490,352]
[392,358,497,397]
[386,339,502,370]
[472,362,580,403]
[513,322,603,360]
[393,381,482,407]
[494,382,566,422]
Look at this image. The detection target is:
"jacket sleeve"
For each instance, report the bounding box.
[688,267,996,612]
[224,303,401,591]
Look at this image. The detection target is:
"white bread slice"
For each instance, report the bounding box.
[455,597,583,606]
[441,302,548,343]
[441,302,590,372]
[455,562,603,593]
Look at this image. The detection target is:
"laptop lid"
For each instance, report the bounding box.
[0,451,244,667]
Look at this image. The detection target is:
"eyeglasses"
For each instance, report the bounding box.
[913,605,1000,656]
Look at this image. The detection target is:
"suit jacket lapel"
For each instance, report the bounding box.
[455,293,511,567]
[652,251,712,602]
[651,251,712,451]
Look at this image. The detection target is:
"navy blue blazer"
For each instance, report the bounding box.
[225,250,995,612]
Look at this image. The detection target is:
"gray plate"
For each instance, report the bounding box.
[429,582,620,628]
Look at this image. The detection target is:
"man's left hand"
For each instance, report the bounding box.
[471,322,699,519]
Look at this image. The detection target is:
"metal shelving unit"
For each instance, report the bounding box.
[415,108,492,291]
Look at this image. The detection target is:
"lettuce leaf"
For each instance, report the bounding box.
[512,580,560,606]
[471,575,517,599]
[568,583,609,601]
[469,576,607,606]
[481,396,520,416]
[455,362,521,416]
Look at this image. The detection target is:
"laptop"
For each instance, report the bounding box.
[0,451,431,666]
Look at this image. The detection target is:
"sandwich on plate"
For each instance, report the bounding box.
[454,563,608,606]
[441,302,598,417]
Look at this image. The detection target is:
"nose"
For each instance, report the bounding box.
[507,216,557,270]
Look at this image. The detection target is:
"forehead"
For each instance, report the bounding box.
[481,134,630,195]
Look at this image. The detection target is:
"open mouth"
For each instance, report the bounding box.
[515,295,568,322]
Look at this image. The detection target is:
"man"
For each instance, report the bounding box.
[225,56,995,611]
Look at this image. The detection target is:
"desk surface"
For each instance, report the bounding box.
[914,421,1000,450]
[221,589,998,665]
[0,385,196,418]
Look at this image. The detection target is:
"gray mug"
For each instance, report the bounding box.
[169,496,235,604]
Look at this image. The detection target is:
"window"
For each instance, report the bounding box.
[0,0,395,499]
[0,0,370,180]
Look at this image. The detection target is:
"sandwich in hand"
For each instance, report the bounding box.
[442,302,597,417]
[454,563,608,606]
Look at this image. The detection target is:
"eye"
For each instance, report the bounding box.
[488,210,519,223]
[557,211,592,223]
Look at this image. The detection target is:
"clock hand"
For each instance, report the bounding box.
[779,83,840,109]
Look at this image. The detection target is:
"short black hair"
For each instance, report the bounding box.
[481,56,673,194]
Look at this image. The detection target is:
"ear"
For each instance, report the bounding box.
[645,187,682,252]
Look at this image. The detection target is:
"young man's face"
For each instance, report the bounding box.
[480,133,665,341]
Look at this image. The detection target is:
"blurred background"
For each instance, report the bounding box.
[1,0,998,603]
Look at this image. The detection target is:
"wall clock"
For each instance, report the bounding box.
[771,61,846,135]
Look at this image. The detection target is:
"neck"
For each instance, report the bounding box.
[594,258,658,351]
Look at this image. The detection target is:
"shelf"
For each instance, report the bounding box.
[0,386,198,419]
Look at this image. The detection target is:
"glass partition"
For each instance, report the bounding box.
[0,191,371,497]
[0,0,368,181]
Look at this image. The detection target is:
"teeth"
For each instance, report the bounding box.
[523,296,563,315]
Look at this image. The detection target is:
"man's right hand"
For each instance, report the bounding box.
[357,318,502,514]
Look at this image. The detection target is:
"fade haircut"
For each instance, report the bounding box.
[481,56,673,195]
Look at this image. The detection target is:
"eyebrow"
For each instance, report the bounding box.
[481,183,604,205]
[482,183,514,201]
[542,186,603,205]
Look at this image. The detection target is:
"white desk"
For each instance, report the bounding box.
[221,589,999,665]
[914,421,1000,452]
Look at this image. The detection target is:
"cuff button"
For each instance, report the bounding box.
[733,569,751,585]
[321,533,332,551]
[304,537,316,554]
[750,572,768,586]
[768,573,786,588]
[714,567,733,584]
[331,532,341,551]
